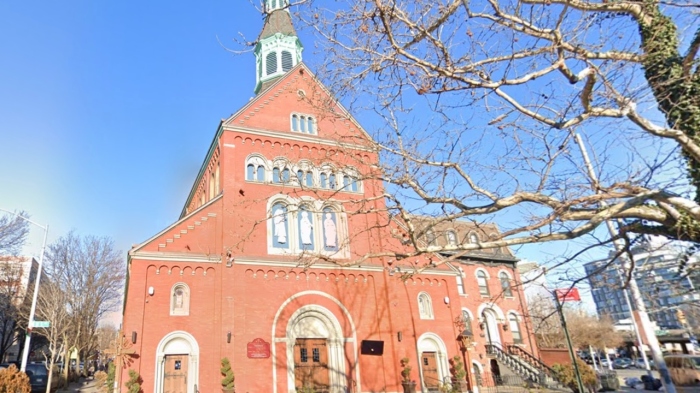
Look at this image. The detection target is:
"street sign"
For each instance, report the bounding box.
[32,321,50,328]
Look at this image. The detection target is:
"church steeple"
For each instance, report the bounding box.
[254,0,303,94]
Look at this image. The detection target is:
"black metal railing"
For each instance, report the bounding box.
[506,344,568,389]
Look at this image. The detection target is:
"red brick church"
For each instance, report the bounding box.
[120,1,541,392]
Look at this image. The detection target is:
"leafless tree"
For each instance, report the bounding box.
[43,231,125,376]
[250,0,700,268]
[34,279,71,392]
[527,296,622,349]
[0,211,29,256]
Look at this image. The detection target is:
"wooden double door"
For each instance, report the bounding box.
[294,338,330,393]
[163,354,188,393]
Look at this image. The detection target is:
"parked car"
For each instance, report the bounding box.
[599,358,611,368]
[634,358,655,369]
[25,363,59,393]
[613,358,632,369]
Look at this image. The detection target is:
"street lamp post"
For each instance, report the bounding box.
[0,208,49,372]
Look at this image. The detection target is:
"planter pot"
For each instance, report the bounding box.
[401,381,417,393]
[222,388,235,393]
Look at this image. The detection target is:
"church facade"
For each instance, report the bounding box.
[120,2,538,392]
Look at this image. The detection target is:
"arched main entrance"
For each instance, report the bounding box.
[284,305,348,393]
[417,333,450,391]
[482,309,502,348]
[154,331,199,393]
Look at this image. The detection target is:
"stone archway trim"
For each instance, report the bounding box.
[416,332,450,392]
[153,330,200,393]
[270,290,359,393]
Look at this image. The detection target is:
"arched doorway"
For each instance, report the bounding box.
[481,309,502,349]
[417,333,450,392]
[284,305,348,393]
[154,331,199,393]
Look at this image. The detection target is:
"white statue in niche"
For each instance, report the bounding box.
[300,211,313,245]
[324,212,337,248]
[273,207,287,243]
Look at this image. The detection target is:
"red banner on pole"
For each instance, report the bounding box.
[555,288,581,302]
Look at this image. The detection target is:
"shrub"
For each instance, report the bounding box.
[0,365,31,393]
[451,355,467,380]
[221,357,235,390]
[106,362,115,392]
[552,360,597,393]
[400,357,412,382]
[125,369,141,393]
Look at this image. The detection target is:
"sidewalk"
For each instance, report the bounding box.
[54,376,103,393]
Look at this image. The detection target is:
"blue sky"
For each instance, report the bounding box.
[0,1,272,255]
[0,1,602,318]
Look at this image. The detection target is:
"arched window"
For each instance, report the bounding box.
[461,309,473,336]
[447,230,457,246]
[509,313,523,344]
[329,174,336,189]
[281,168,290,182]
[298,206,315,250]
[306,117,315,134]
[209,172,215,199]
[305,172,313,187]
[500,272,513,297]
[214,163,220,195]
[171,283,190,316]
[271,203,289,249]
[322,208,339,251]
[320,173,328,188]
[418,293,434,320]
[246,156,267,182]
[426,230,437,246]
[281,51,293,71]
[292,114,299,131]
[273,167,281,183]
[300,116,307,133]
[469,233,479,244]
[266,51,278,75]
[477,270,490,296]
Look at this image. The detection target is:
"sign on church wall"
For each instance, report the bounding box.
[247,338,271,359]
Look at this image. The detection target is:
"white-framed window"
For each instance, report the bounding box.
[341,169,361,193]
[469,232,480,244]
[476,269,490,296]
[171,283,190,316]
[456,275,466,295]
[418,292,434,320]
[426,230,437,246]
[446,230,457,246]
[272,162,291,184]
[508,313,523,344]
[267,197,348,257]
[245,155,267,182]
[271,202,290,250]
[291,113,316,134]
[319,168,337,190]
[499,271,513,297]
